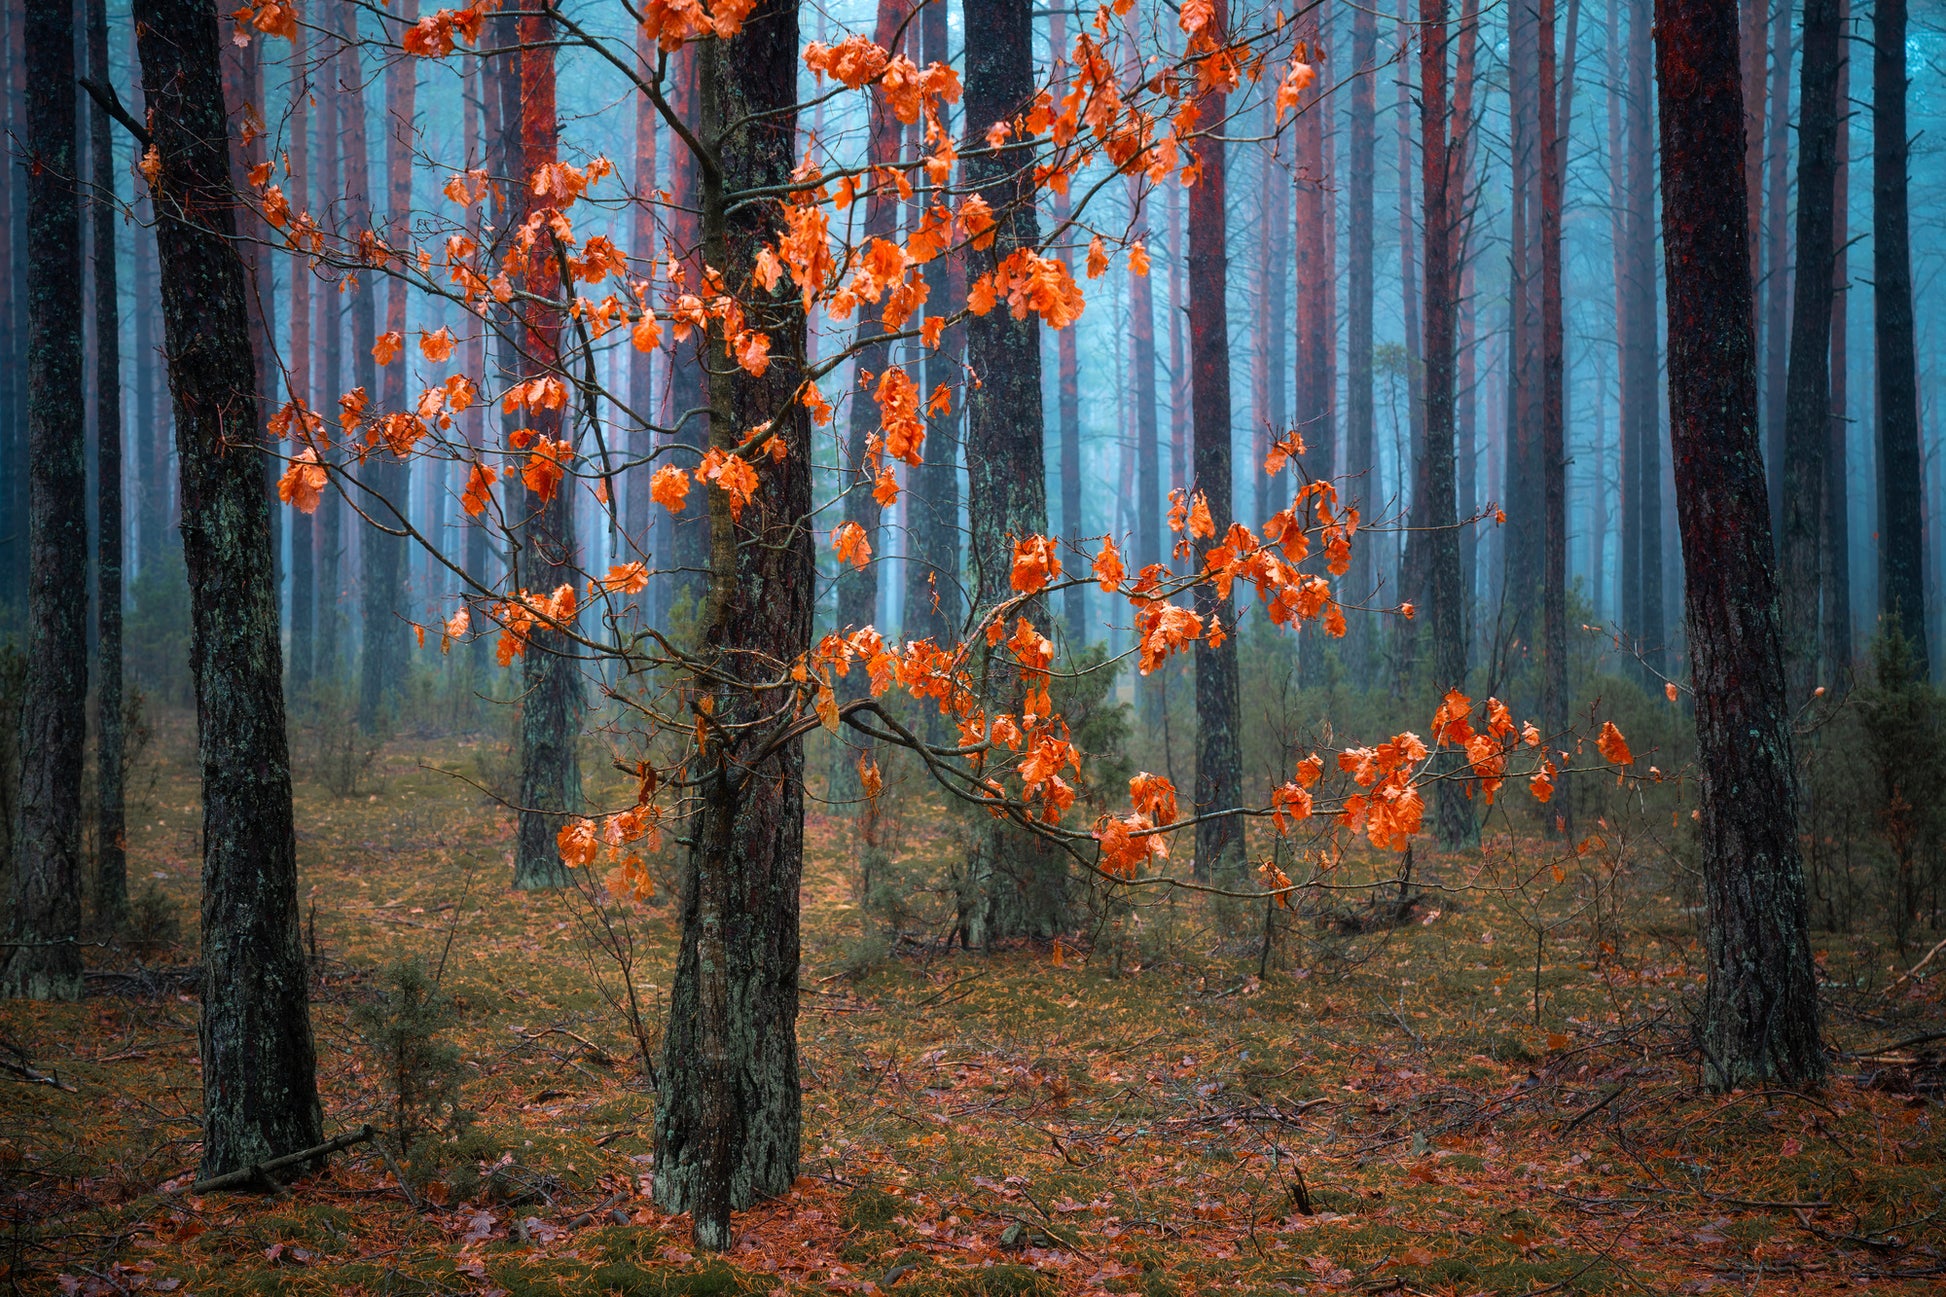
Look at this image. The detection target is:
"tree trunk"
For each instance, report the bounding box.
[1127,166,1163,726]
[287,21,314,697]
[87,0,126,932]
[1760,0,1791,537]
[132,0,324,1165]
[463,48,490,645]
[314,26,345,685]
[1052,9,1084,646]
[1653,0,1823,1090]
[0,0,18,618]
[1625,0,1662,676]
[661,49,710,624]
[1295,0,1333,689]
[651,0,810,1247]
[510,6,583,891]
[1186,0,1241,881]
[359,0,417,730]
[1821,0,1851,674]
[2,0,86,1001]
[1779,0,1841,703]
[1395,0,1428,649]
[1453,0,1480,633]
[1873,0,1926,670]
[1422,0,1474,849]
[956,0,1065,940]
[341,9,378,683]
[1346,0,1377,681]
[901,0,962,660]
[1538,0,1570,836]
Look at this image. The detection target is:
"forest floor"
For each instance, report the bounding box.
[3,710,1944,1296]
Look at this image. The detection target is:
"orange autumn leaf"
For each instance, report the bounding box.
[1092,535,1125,591]
[419,326,456,362]
[832,520,872,570]
[460,462,494,517]
[1187,491,1216,540]
[598,562,650,595]
[522,437,572,502]
[277,448,327,513]
[1010,534,1063,594]
[1597,721,1633,766]
[650,463,691,514]
[372,330,404,366]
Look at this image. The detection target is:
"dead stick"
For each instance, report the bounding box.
[184,1125,376,1194]
[1885,933,1946,993]
[375,1139,424,1213]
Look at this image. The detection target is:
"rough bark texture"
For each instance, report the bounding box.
[510,8,583,891]
[1653,0,1824,1090]
[1538,0,1570,837]
[953,0,1065,941]
[661,50,710,625]
[1779,0,1840,702]
[1294,0,1333,690]
[132,0,324,1166]
[1421,0,1473,850]
[1188,0,1241,881]
[1872,0,1926,670]
[314,24,346,684]
[651,0,809,1247]
[2,0,87,1001]
[0,0,19,616]
[1759,0,1791,536]
[89,0,126,932]
[341,9,378,681]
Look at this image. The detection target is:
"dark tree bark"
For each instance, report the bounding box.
[1,0,87,1000]
[1295,0,1333,689]
[220,13,277,621]
[901,0,962,658]
[132,0,324,1164]
[1188,0,1241,880]
[0,0,18,617]
[1779,0,1841,702]
[1501,0,1543,667]
[1538,0,1570,836]
[1422,0,1473,849]
[1760,0,1790,537]
[1873,0,1926,670]
[661,49,710,624]
[1395,0,1429,655]
[1623,0,1663,676]
[87,0,126,932]
[651,0,810,1248]
[1127,177,1163,727]
[510,6,582,891]
[1453,0,1480,627]
[1653,0,1823,1089]
[359,0,417,730]
[955,0,1066,937]
[1821,0,1851,673]
[287,20,314,696]
[1345,0,1377,677]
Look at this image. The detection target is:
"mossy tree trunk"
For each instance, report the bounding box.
[652,0,810,1249]
[955,0,1067,944]
[132,0,324,1169]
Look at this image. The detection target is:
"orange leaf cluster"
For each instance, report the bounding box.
[402,4,487,58]
[832,520,872,570]
[1010,535,1064,595]
[696,448,759,520]
[493,584,577,666]
[276,448,327,514]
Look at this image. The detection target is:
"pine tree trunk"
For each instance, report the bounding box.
[1760,0,1791,536]
[662,50,710,624]
[1395,0,1428,651]
[1422,0,1474,849]
[2,0,87,1001]
[1873,0,1926,670]
[652,0,810,1246]
[314,26,345,684]
[341,11,378,683]
[1625,0,1662,676]
[1779,0,1841,702]
[1654,0,1824,1090]
[0,0,17,618]
[1295,1,1333,689]
[1346,0,1378,681]
[359,0,418,730]
[510,7,583,891]
[956,0,1067,937]
[287,22,314,697]
[1538,0,1570,837]
[131,0,324,1164]
[1453,0,1479,633]
[1126,167,1163,725]
[901,0,962,660]
[1821,0,1851,673]
[86,0,126,933]
[1188,0,1241,880]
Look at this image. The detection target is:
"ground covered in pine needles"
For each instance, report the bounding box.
[3,715,1945,1296]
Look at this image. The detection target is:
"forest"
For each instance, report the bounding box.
[1,0,1945,1290]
